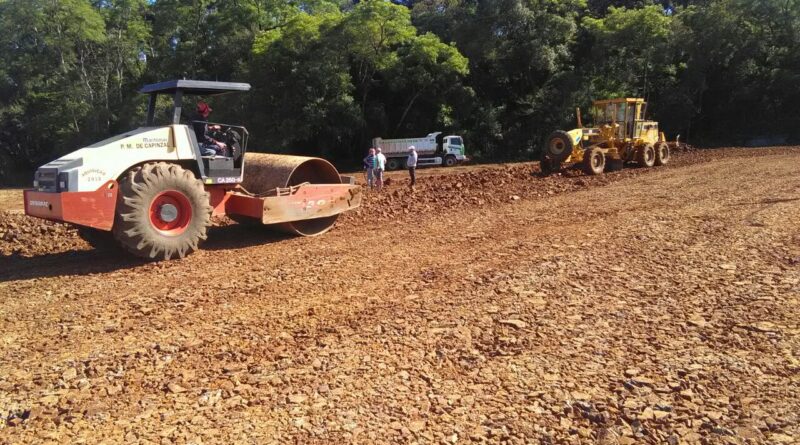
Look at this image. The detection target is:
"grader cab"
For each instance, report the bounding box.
[541,98,670,175]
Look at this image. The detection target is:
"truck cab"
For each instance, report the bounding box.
[441,135,465,159]
[433,133,467,167]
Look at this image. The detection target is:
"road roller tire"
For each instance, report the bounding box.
[582,148,605,175]
[636,144,656,168]
[544,131,574,163]
[113,162,211,261]
[654,142,670,166]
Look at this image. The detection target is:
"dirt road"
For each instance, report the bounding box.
[1,148,798,444]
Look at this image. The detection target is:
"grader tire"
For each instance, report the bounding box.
[654,142,670,166]
[582,148,606,175]
[544,131,574,163]
[113,162,211,261]
[636,144,656,168]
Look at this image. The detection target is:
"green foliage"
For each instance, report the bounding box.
[413,0,586,158]
[386,33,468,133]
[342,0,416,72]
[0,0,149,182]
[248,11,360,157]
[248,0,470,159]
[674,0,800,142]
[1,0,799,184]
[581,6,676,105]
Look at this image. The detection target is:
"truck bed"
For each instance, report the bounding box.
[373,136,437,156]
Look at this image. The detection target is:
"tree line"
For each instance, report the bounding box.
[1,0,798,184]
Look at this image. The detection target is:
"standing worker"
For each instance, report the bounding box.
[375,147,387,191]
[407,146,418,189]
[363,148,376,189]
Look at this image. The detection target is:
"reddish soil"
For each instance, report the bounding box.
[1,147,799,444]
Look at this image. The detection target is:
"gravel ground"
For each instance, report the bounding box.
[0,147,798,444]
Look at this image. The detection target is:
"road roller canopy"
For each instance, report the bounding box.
[140,80,251,96]
[141,80,252,126]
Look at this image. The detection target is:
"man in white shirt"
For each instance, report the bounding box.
[407,146,418,189]
[375,147,387,190]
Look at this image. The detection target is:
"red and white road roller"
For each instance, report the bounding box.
[23,80,361,260]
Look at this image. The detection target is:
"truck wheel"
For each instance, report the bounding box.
[582,148,605,175]
[544,131,574,163]
[654,142,670,166]
[443,155,457,167]
[113,162,211,260]
[386,158,401,170]
[636,144,656,168]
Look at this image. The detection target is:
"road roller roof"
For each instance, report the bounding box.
[139,80,251,96]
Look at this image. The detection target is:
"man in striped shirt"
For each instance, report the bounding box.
[363,148,376,189]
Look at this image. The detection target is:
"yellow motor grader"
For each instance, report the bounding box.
[541,98,670,175]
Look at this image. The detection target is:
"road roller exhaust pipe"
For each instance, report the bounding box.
[224,153,361,236]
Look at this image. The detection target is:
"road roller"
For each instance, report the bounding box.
[23,80,362,260]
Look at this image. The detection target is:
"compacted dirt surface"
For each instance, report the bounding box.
[1,147,799,445]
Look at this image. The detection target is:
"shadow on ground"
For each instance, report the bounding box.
[0,223,294,282]
[202,223,294,251]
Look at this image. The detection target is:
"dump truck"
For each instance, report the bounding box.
[541,97,670,175]
[23,80,361,260]
[371,132,467,170]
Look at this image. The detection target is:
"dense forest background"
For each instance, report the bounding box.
[1,0,798,184]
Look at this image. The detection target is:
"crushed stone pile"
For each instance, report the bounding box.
[0,211,86,257]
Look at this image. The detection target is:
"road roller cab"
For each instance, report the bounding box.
[23,80,362,261]
[139,80,251,185]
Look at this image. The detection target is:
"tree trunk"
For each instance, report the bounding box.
[394,90,423,134]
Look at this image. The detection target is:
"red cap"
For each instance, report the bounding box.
[197,101,212,116]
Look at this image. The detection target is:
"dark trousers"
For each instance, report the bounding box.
[408,166,416,186]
